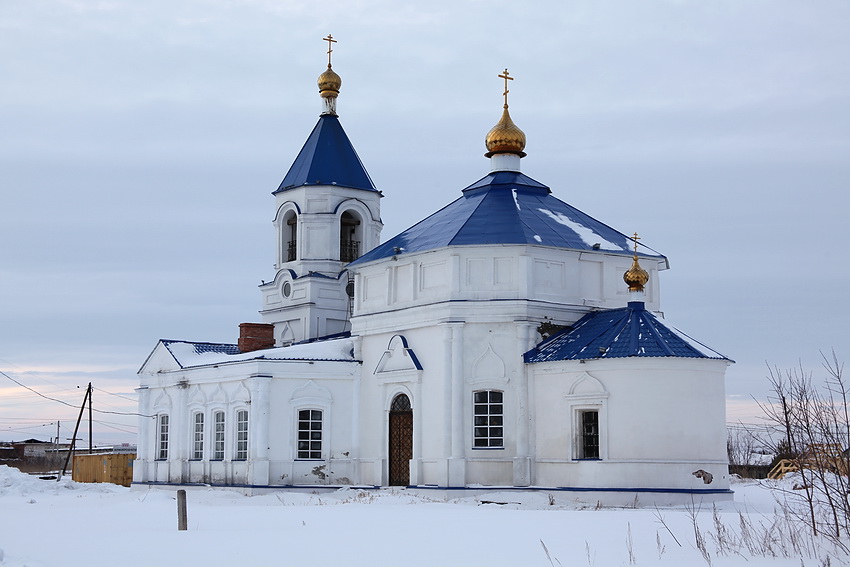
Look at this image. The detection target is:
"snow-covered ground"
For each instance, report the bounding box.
[0,465,845,566]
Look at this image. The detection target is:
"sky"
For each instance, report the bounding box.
[1,0,849,444]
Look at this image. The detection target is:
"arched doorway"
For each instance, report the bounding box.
[388,393,413,486]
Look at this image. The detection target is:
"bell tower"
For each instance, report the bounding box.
[259,36,382,345]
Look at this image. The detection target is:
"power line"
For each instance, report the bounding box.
[92,420,137,434]
[0,370,154,418]
[92,387,137,403]
[0,358,81,395]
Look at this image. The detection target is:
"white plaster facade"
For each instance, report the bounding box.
[134,82,732,505]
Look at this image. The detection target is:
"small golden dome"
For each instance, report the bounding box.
[623,255,649,292]
[318,65,341,98]
[485,106,527,158]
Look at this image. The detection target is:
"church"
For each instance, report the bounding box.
[134,38,733,504]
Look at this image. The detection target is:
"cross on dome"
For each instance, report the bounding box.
[323,34,337,67]
[624,231,649,293]
[317,35,342,114]
[484,68,527,159]
[498,68,513,109]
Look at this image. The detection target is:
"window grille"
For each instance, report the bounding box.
[213,411,225,460]
[297,409,322,460]
[157,414,169,460]
[340,240,360,262]
[192,412,204,460]
[473,391,504,448]
[580,410,600,459]
[235,410,248,460]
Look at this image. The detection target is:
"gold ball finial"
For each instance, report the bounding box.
[318,35,341,99]
[623,232,649,293]
[485,69,527,158]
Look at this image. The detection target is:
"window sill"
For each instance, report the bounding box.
[472,447,505,450]
[295,458,324,461]
[573,458,602,461]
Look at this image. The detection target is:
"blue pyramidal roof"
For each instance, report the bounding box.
[275,114,377,193]
[350,170,664,266]
[523,301,730,363]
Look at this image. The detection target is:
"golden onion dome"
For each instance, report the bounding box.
[623,255,649,293]
[318,65,341,98]
[485,106,527,158]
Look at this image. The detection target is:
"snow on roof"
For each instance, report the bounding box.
[351,170,663,266]
[162,337,356,369]
[524,301,731,363]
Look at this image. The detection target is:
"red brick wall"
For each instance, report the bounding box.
[238,323,275,353]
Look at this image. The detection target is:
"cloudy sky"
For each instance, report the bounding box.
[1,0,848,444]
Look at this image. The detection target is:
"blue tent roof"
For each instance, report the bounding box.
[523,301,730,363]
[275,114,377,193]
[350,170,664,266]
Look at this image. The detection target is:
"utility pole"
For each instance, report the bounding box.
[59,384,91,481]
[88,384,93,454]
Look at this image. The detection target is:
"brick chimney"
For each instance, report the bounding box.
[238,323,275,353]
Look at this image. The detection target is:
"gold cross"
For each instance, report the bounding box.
[498,68,513,108]
[632,232,641,255]
[323,34,337,67]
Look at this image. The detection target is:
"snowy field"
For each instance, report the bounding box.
[0,466,845,567]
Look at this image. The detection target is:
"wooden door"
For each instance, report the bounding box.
[388,394,413,486]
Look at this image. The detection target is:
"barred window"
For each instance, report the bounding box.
[297,409,323,460]
[157,414,169,460]
[213,411,225,460]
[473,391,504,448]
[579,410,600,459]
[235,410,249,460]
[191,412,204,460]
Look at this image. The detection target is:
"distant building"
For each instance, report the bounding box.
[134,42,733,504]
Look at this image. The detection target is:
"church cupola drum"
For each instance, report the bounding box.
[258,36,383,345]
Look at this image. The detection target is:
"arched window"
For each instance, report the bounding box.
[340,211,362,262]
[191,412,204,460]
[235,410,249,460]
[157,414,170,460]
[212,410,225,460]
[284,210,298,262]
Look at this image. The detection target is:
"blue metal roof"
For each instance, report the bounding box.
[350,171,664,266]
[275,114,377,193]
[524,301,730,363]
[162,340,240,357]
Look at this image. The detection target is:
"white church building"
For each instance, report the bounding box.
[134,43,733,504]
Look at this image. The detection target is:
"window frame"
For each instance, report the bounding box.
[472,390,504,449]
[212,410,226,461]
[235,409,249,461]
[296,409,324,460]
[191,411,204,461]
[157,414,169,461]
[578,410,600,460]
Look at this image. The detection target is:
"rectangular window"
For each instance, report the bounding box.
[213,411,225,460]
[580,410,600,459]
[235,410,249,460]
[297,409,322,460]
[157,414,169,460]
[473,391,504,448]
[191,412,204,460]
